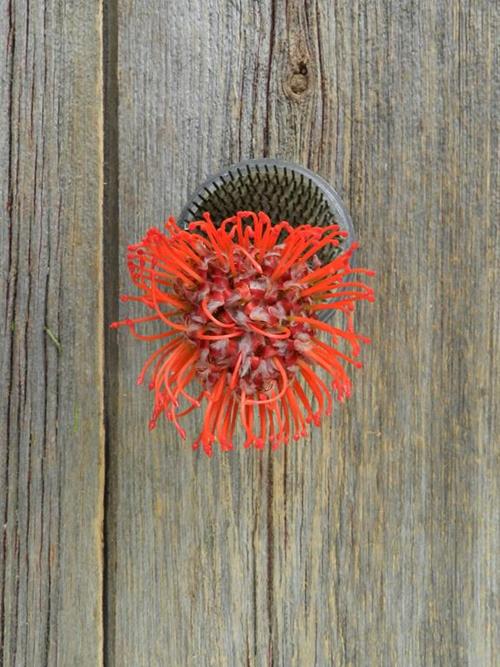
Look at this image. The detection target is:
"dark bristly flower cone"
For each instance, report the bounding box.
[111,211,375,456]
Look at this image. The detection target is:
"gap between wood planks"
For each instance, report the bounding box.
[102,0,119,663]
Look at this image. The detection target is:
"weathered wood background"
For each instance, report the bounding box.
[1,0,498,665]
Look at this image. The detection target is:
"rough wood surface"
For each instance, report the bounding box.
[1,0,498,665]
[0,1,104,665]
[109,1,498,666]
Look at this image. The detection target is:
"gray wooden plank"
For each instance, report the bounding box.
[111,3,277,664]
[110,1,498,665]
[267,4,499,665]
[0,1,104,664]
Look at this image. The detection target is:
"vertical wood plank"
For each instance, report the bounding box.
[267,2,499,665]
[111,0,497,665]
[112,3,277,664]
[0,1,104,664]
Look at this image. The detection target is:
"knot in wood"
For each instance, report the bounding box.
[285,61,310,98]
[289,72,308,94]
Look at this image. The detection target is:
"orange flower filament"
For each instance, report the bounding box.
[112,211,375,455]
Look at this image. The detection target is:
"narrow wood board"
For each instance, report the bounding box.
[110,1,498,665]
[0,1,104,664]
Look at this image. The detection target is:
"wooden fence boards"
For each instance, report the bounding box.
[109,1,497,665]
[0,1,497,665]
[0,1,104,664]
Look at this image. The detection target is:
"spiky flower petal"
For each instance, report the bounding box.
[112,211,375,455]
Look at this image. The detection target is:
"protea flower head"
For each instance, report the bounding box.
[112,211,375,456]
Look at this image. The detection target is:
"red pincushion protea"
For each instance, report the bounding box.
[112,211,375,455]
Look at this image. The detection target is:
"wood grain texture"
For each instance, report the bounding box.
[106,2,499,666]
[1,0,496,665]
[108,0,498,665]
[0,0,104,664]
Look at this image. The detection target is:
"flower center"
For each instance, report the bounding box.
[178,243,315,396]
